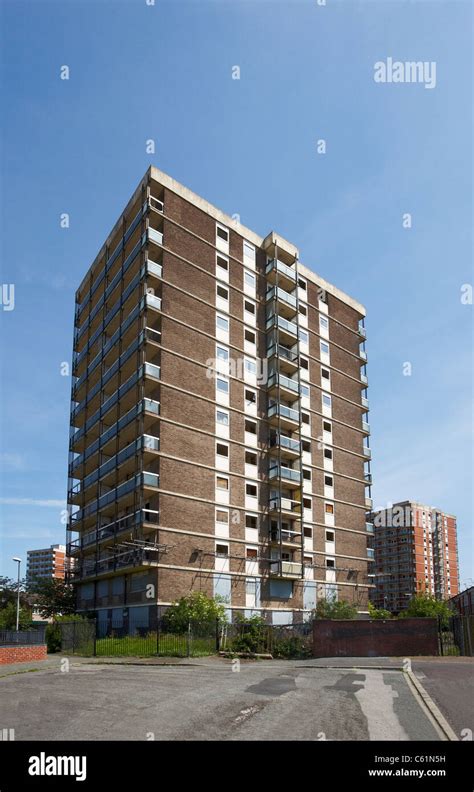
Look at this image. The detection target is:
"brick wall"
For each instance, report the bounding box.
[313,618,438,657]
[0,645,47,665]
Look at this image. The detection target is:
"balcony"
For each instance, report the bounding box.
[367,548,375,560]
[269,560,302,579]
[359,325,366,339]
[144,362,161,381]
[267,343,299,375]
[361,396,369,410]
[269,529,302,547]
[268,464,301,490]
[366,522,374,533]
[265,258,297,290]
[147,227,163,247]
[365,496,373,509]
[364,472,372,486]
[362,420,370,434]
[269,496,301,517]
[149,196,164,213]
[145,293,162,312]
[269,433,300,459]
[360,349,367,362]
[266,314,298,345]
[266,285,298,319]
[267,402,300,430]
[361,373,368,386]
[363,446,371,459]
[267,372,300,399]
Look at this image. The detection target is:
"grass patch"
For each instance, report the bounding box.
[95,632,216,658]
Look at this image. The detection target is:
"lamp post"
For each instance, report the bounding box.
[12,558,21,632]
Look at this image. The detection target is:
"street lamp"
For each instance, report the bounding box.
[12,558,21,632]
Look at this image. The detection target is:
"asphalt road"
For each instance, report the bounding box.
[0,659,443,741]
[412,659,474,739]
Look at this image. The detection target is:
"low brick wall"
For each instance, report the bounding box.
[0,645,47,665]
[313,618,438,657]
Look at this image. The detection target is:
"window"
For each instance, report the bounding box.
[321,368,330,380]
[323,420,332,432]
[243,241,256,265]
[301,411,310,425]
[216,345,229,362]
[324,448,333,460]
[244,328,256,344]
[245,358,257,375]
[320,341,330,356]
[322,394,332,408]
[216,510,228,524]
[325,503,334,515]
[216,378,229,393]
[319,316,329,331]
[246,515,257,530]
[216,476,229,490]
[245,388,256,407]
[216,225,229,242]
[298,278,307,291]
[301,384,310,399]
[304,526,313,538]
[217,284,229,300]
[326,558,335,569]
[216,443,229,458]
[302,440,311,453]
[300,357,309,370]
[245,419,257,434]
[325,530,335,542]
[216,543,229,557]
[216,254,228,272]
[303,468,311,481]
[216,409,229,426]
[246,547,258,559]
[299,329,309,345]
[244,271,256,288]
[298,304,307,317]
[244,299,255,315]
[245,450,257,466]
[216,315,229,332]
[324,475,333,487]
[304,556,312,567]
[246,483,257,497]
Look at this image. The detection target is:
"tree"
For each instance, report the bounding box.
[0,576,29,610]
[162,592,227,632]
[28,577,76,619]
[399,593,451,628]
[0,602,32,630]
[368,601,392,620]
[313,599,358,620]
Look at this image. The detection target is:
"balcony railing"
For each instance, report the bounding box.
[267,403,300,425]
[149,196,164,213]
[360,349,367,362]
[269,496,301,514]
[145,293,162,312]
[361,396,369,409]
[268,465,301,485]
[361,373,368,386]
[362,420,370,433]
[267,372,300,395]
[147,227,163,246]
[366,522,374,533]
[144,362,161,380]
[363,446,371,458]
[269,434,300,455]
[270,560,302,578]
[266,314,298,338]
[265,258,296,283]
[266,285,297,310]
[270,529,301,545]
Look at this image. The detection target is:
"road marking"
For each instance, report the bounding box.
[353,670,410,741]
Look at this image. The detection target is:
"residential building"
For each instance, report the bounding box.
[450,586,474,617]
[67,166,372,633]
[368,501,459,612]
[26,544,68,585]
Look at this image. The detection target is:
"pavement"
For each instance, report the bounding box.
[0,654,463,741]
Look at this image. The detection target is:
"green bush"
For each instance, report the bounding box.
[0,602,32,630]
[230,613,268,654]
[313,599,358,620]
[46,615,88,654]
[368,602,392,620]
[162,592,227,633]
[399,593,452,628]
[272,635,311,659]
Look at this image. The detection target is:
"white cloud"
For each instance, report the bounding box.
[0,498,66,507]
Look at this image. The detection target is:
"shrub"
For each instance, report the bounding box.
[46,615,88,654]
[368,602,392,620]
[162,592,227,633]
[399,593,452,628]
[230,613,268,654]
[312,599,358,620]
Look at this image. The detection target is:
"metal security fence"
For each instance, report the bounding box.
[219,620,312,658]
[0,627,46,646]
[58,620,96,656]
[439,615,474,657]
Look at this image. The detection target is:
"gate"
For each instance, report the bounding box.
[58,620,96,656]
[439,615,474,656]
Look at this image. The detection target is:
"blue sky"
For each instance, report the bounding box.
[0,0,472,586]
